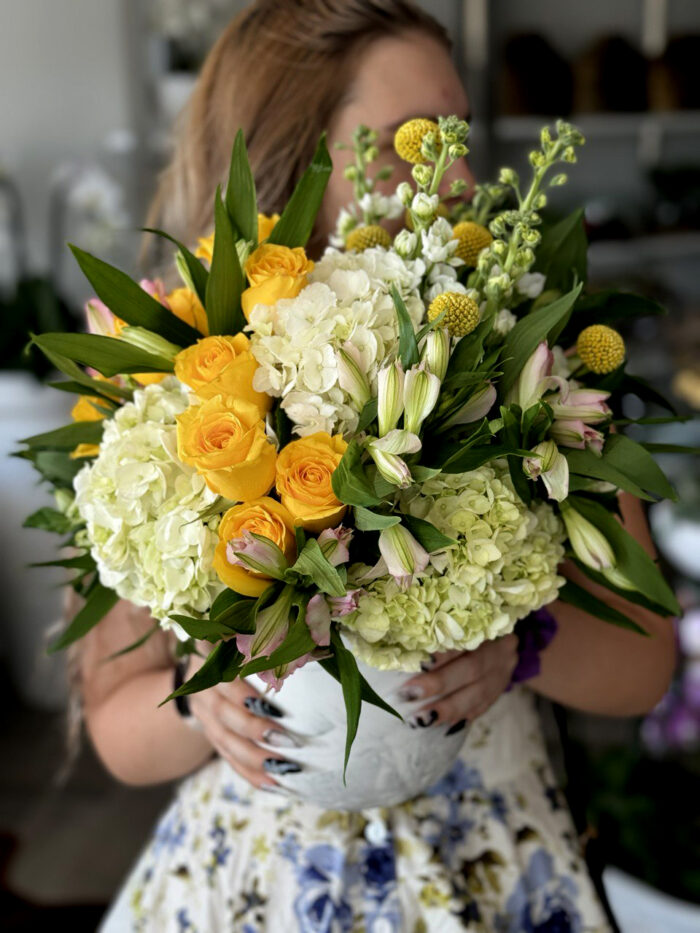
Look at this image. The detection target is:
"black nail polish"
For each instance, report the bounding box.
[445,719,467,736]
[245,697,283,718]
[420,656,436,672]
[263,758,302,775]
[410,709,438,728]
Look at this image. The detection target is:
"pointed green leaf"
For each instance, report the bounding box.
[558,580,647,634]
[206,189,245,335]
[268,134,332,247]
[353,506,400,532]
[320,654,402,722]
[534,209,588,292]
[329,628,363,780]
[21,421,103,450]
[331,440,382,507]
[226,129,258,243]
[642,442,700,455]
[289,539,346,597]
[601,434,677,500]
[23,507,75,534]
[35,341,132,400]
[142,227,209,307]
[238,617,317,679]
[33,333,174,377]
[160,641,243,704]
[401,515,456,552]
[356,397,378,434]
[169,616,241,641]
[391,284,419,369]
[104,622,161,661]
[69,245,199,345]
[48,584,119,653]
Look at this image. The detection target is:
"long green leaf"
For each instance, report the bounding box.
[565,449,653,501]
[353,506,400,531]
[642,442,700,455]
[33,333,174,377]
[69,245,200,345]
[21,421,103,450]
[48,584,119,653]
[28,450,84,487]
[23,507,75,534]
[169,616,240,641]
[391,285,419,369]
[331,440,382,507]
[329,628,363,780]
[226,129,258,243]
[267,134,332,247]
[602,435,677,501]
[160,641,243,703]
[558,580,647,634]
[36,342,132,400]
[499,284,582,397]
[103,623,161,661]
[439,443,513,474]
[401,515,456,551]
[320,655,402,722]
[206,190,245,335]
[534,209,588,292]
[142,227,209,307]
[238,618,317,679]
[47,380,123,403]
[288,539,346,597]
[568,495,680,616]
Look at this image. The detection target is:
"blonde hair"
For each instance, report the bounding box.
[144,0,449,269]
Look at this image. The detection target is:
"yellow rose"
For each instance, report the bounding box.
[195,233,214,264]
[167,287,209,336]
[257,212,280,241]
[275,432,347,532]
[241,243,314,320]
[213,497,296,596]
[195,214,280,268]
[69,395,104,458]
[174,334,271,416]
[176,395,276,501]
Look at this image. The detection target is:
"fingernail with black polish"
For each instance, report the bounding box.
[245,697,284,718]
[260,783,288,795]
[263,758,302,775]
[445,719,467,736]
[263,729,302,749]
[420,656,436,672]
[408,709,438,728]
[398,685,424,703]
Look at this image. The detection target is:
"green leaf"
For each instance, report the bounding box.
[226,129,258,243]
[267,133,332,247]
[567,495,680,616]
[23,507,74,534]
[534,209,588,292]
[46,380,124,403]
[329,628,363,780]
[571,559,673,617]
[353,506,400,532]
[401,515,456,552]
[391,284,419,369]
[571,290,665,328]
[274,406,293,448]
[356,397,378,433]
[601,435,677,500]
[48,584,119,653]
[210,591,257,633]
[21,421,103,450]
[142,228,209,307]
[32,333,174,377]
[499,284,582,398]
[34,342,133,401]
[29,450,84,487]
[439,444,510,474]
[206,189,246,335]
[169,616,240,641]
[104,623,161,661]
[642,442,700,455]
[210,588,247,620]
[238,617,317,679]
[410,465,442,482]
[558,580,648,634]
[320,654,402,722]
[445,320,489,378]
[160,641,243,703]
[331,440,382,507]
[69,245,199,346]
[288,539,346,597]
[31,553,94,571]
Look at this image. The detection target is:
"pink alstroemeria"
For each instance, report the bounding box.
[305,594,332,646]
[328,589,365,618]
[379,523,429,590]
[550,386,611,424]
[139,278,170,307]
[317,525,353,566]
[85,297,120,337]
[255,654,315,691]
[506,341,558,410]
[225,530,288,579]
[444,383,497,427]
[550,419,605,454]
[522,440,569,501]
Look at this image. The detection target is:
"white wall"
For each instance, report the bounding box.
[0,0,132,271]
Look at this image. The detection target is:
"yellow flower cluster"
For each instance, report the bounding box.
[345,224,392,252]
[394,118,440,164]
[427,292,480,338]
[452,221,492,267]
[577,325,626,374]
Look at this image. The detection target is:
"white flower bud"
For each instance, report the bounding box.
[394,229,417,259]
[396,181,414,206]
[420,327,450,381]
[403,362,441,434]
[560,503,615,571]
[377,360,404,436]
[411,192,439,222]
[119,326,180,361]
[337,343,371,410]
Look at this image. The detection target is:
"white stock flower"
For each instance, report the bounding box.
[493,308,517,337]
[516,271,546,298]
[421,217,460,264]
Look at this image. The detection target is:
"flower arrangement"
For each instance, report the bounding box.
[20,116,691,768]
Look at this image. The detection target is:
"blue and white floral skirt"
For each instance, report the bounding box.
[99,689,613,932]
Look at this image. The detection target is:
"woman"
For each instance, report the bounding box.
[85,2,675,930]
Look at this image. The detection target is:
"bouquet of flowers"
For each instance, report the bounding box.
[20,115,690,769]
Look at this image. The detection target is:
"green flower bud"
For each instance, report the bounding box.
[119,326,180,361]
[396,181,414,206]
[549,173,568,187]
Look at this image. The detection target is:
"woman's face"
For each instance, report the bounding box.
[319,30,475,242]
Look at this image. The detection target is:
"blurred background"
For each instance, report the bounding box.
[1,1,699,930]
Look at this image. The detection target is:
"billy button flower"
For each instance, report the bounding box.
[451,221,493,267]
[576,325,626,375]
[427,292,480,338]
[394,118,441,164]
[345,224,392,252]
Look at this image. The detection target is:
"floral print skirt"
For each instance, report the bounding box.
[99,689,613,932]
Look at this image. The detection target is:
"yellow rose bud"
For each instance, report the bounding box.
[176,396,276,502]
[132,372,168,386]
[241,243,314,320]
[174,334,271,416]
[71,396,105,423]
[195,233,214,264]
[213,497,297,596]
[275,432,347,533]
[257,212,280,242]
[167,287,209,336]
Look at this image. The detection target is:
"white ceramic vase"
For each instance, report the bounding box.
[246,652,467,811]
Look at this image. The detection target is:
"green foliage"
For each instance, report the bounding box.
[267,134,333,247]
[226,129,258,244]
[205,189,245,335]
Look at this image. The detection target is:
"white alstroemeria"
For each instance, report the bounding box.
[551,346,572,378]
[317,525,353,566]
[337,342,371,409]
[549,419,605,454]
[403,363,441,434]
[420,327,451,381]
[443,383,497,429]
[411,192,439,222]
[248,585,296,658]
[377,360,405,436]
[394,229,418,259]
[505,341,559,410]
[560,503,615,571]
[522,440,570,501]
[493,308,517,337]
[378,523,430,589]
[367,429,421,488]
[119,326,180,361]
[516,271,546,298]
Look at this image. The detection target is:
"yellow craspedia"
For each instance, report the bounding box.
[427,292,480,338]
[577,325,626,374]
[452,221,493,267]
[345,224,392,252]
[394,118,440,164]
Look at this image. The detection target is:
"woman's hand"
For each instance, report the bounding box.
[398,635,519,732]
[186,652,303,790]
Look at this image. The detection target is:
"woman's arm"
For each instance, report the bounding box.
[527,492,677,716]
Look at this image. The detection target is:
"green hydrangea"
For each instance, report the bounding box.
[342,460,565,670]
[72,379,225,637]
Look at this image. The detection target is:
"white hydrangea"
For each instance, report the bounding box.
[342,460,565,670]
[247,247,426,436]
[73,379,224,637]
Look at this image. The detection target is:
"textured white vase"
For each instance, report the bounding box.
[246,652,467,811]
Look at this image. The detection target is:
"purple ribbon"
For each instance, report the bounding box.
[507,608,559,688]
